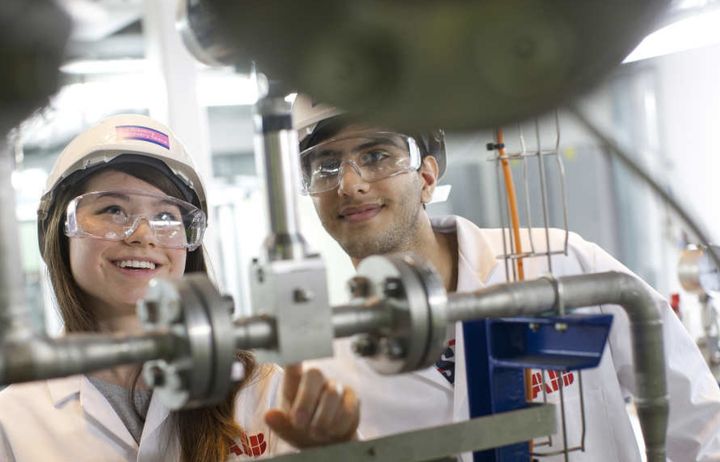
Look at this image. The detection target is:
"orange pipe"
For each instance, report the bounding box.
[497,128,525,281]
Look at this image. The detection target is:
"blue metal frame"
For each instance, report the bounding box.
[462,314,613,461]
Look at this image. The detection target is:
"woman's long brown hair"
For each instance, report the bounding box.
[42,162,256,461]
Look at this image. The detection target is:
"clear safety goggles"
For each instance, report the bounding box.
[299,132,422,195]
[64,190,207,250]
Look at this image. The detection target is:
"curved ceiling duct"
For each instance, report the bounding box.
[180,0,671,131]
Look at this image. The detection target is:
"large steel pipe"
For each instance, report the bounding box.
[0,332,177,385]
[446,271,668,462]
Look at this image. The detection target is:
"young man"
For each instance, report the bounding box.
[293,97,720,461]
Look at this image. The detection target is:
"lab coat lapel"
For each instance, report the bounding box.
[418,217,499,394]
[47,375,82,407]
[449,219,501,422]
[137,394,177,461]
[80,376,138,457]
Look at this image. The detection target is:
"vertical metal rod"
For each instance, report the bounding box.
[535,120,554,273]
[578,370,587,450]
[519,124,536,255]
[253,92,307,261]
[0,138,33,340]
[495,158,511,282]
[557,371,570,462]
[552,112,570,255]
[541,370,553,446]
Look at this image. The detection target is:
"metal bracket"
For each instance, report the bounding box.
[262,404,556,462]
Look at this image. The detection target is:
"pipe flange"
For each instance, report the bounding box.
[355,253,447,374]
[138,274,234,409]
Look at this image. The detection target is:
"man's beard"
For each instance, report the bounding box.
[335,181,423,260]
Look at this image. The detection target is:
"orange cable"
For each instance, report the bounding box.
[497,127,525,281]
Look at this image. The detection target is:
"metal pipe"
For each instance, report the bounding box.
[254,94,308,261]
[446,271,668,462]
[234,315,277,350]
[0,332,177,385]
[332,305,390,338]
[0,140,34,340]
[447,277,557,321]
[232,305,391,351]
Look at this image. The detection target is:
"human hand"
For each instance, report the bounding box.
[265,364,359,448]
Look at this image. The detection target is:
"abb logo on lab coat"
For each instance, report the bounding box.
[230,431,267,458]
[530,370,575,400]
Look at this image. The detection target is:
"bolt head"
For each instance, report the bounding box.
[145,364,166,387]
[293,288,314,303]
[140,300,160,324]
[383,277,404,299]
[347,276,371,298]
[381,338,405,359]
[352,335,378,357]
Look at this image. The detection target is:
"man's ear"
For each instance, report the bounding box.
[418,155,439,204]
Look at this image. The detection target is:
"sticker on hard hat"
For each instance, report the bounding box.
[116,125,170,149]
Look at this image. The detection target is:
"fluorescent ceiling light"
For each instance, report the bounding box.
[197,72,259,106]
[624,8,720,63]
[60,58,148,75]
[58,62,261,106]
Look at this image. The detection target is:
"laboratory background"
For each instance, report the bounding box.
[2,1,720,460]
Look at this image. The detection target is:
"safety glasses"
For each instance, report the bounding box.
[299,132,422,195]
[64,190,206,250]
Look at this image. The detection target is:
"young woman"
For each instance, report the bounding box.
[0,114,358,461]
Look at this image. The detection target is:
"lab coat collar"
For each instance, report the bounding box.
[430,215,498,291]
[431,216,503,433]
[138,393,177,460]
[47,374,174,457]
[142,392,171,445]
[46,374,141,458]
[80,375,139,453]
[47,375,82,408]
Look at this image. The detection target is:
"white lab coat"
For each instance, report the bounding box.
[0,365,291,461]
[309,215,720,461]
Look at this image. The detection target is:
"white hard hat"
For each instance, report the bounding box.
[292,94,447,178]
[291,93,344,144]
[37,114,207,254]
